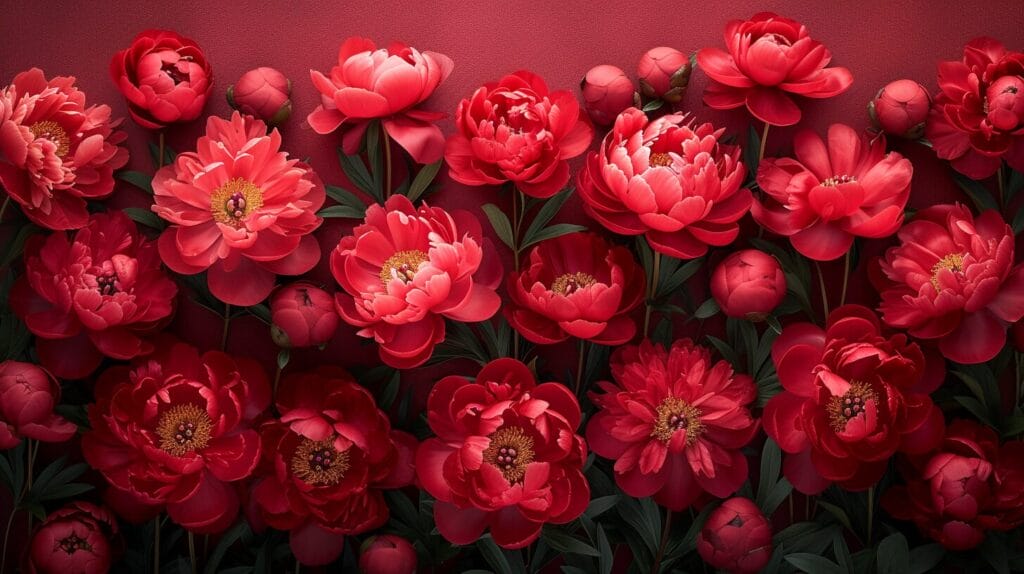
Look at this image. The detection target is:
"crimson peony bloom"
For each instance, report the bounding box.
[710,249,786,320]
[331,195,502,368]
[416,359,589,548]
[637,47,692,102]
[696,497,773,574]
[11,212,178,379]
[270,282,339,348]
[696,12,853,126]
[764,305,944,495]
[359,534,418,574]
[870,79,931,139]
[228,67,292,127]
[445,71,593,199]
[0,361,76,449]
[753,124,913,261]
[505,232,645,345]
[153,111,325,306]
[0,68,128,230]
[577,107,749,259]
[926,37,1024,179]
[581,65,635,126]
[82,340,269,533]
[586,340,759,510]
[308,37,453,164]
[110,29,213,129]
[875,204,1024,364]
[27,502,117,574]
[250,368,414,566]
[883,420,1024,550]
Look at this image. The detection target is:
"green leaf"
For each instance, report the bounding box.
[477,536,513,574]
[276,349,290,371]
[905,543,945,574]
[481,204,516,250]
[318,205,366,219]
[521,187,573,245]
[366,120,383,194]
[124,207,166,230]
[641,99,664,112]
[978,533,1010,574]
[817,500,854,532]
[1012,205,1024,235]
[744,125,762,179]
[595,524,613,574]
[337,147,381,203]
[38,482,93,501]
[785,554,844,574]
[148,141,176,168]
[876,533,910,574]
[584,495,620,519]
[407,160,443,203]
[117,170,155,194]
[520,223,587,250]
[204,521,251,574]
[325,185,368,217]
[541,526,600,557]
[1,224,41,268]
[756,438,782,512]
[693,298,720,319]
[247,304,271,325]
[954,395,997,429]
[378,369,401,411]
[953,172,999,212]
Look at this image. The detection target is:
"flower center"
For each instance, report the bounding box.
[161,58,192,85]
[56,532,92,555]
[380,250,429,285]
[156,404,213,456]
[827,381,877,432]
[649,152,673,167]
[210,178,263,226]
[760,32,793,47]
[822,174,856,187]
[29,120,70,158]
[483,426,535,483]
[930,253,965,291]
[291,437,350,486]
[551,272,596,295]
[651,397,703,444]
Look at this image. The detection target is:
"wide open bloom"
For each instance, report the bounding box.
[577,107,749,259]
[27,502,118,574]
[874,204,1024,364]
[926,37,1024,179]
[696,12,853,126]
[752,124,913,261]
[11,212,178,379]
[416,359,589,548]
[763,305,944,495]
[445,70,593,198]
[82,340,269,533]
[0,361,76,449]
[331,195,502,368]
[251,368,414,566]
[0,68,128,230]
[153,112,325,306]
[308,37,453,164]
[505,232,645,345]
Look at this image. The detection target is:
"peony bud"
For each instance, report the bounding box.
[985,75,1024,131]
[581,65,635,126]
[359,535,417,574]
[227,67,293,127]
[637,47,692,103]
[925,453,993,521]
[710,250,786,321]
[697,497,773,574]
[28,502,117,574]
[0,361,76,449]
[868,79,931,138]
[270,282,339,348]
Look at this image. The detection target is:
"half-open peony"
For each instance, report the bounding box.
[0,361,76,449]
[577,107,749,259]
[27,502,118,574]
[0,68,128,230]
[153,111,325,306]
[331,195,502,368]
[710,249,786,320]
[587,339,759,510]
[270,282,339,348]
[697,497,773,574]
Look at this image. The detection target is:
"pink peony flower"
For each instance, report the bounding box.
[637,47,692,102]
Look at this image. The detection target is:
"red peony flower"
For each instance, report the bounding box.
[577,107,749,259]
[330,195,502,368]
[874,204,1024,364]
[752,123,913,261]
[359,534,418,574]
[308,37,453,164]
[250,368,413,566]
[0,68,128,230]
[153,111,325,306]
[581,65,635,126]
[696,497,773,574]
[696,12,853,126]
[27,502,118,574]
[505,232,645,345]
[444,71,593,199]
[710,249,786,320]
[763,305,944,495]
[82,340,269,533]
[926,37,1024,179]
[416,359,589,548]
[586,340,759,510]
[637,47,692,102]
[228,67,292,127]
[883,420,1024,550]
[870,79,931,139]
[110,29,213,129]
[11,211,178,379]
[270,282,339,348]
[0,361,76,449]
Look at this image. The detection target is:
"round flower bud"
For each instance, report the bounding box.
[581,65,635,126]
[270,282,339,348]
[227,67,293,126]
[28,502,117,574]
[697,497,773,574]
[869,79,931,138]
[359,534,418,574]
[710,250,786,320]
[637,47,692,102]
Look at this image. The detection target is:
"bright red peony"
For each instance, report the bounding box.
[82,340,269,533]
[696,12,853,126]
[11,211,177,379]
[581,65,635,126]
[874,204,1024,364]
[153,111,325,306]
[331,194,502,368]
[577,107,749,259]
[763,305,944,495]
[27,502,118,574]
[445,71,593,198]
[926,37,1024,179]
[251,368,414,566]
[505,232,645,345]
[696,497,773,574]
[586,340,759,510]
[0,361,76,449]
[308,37,453,164]
[110,29,213,129]
[870,79,931,139]
[752,124,913,261]
[0,68,128,230]
[710,249,786,320]
[416,359,589,548]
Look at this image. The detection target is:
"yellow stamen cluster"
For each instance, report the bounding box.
[29,120,70,158]
[483,426,535,483]
[291,437,351,486]
[826,381,877,432]
[380,250,429,286]
[651,397,704,445]
[210,178,263,226]
[156,404,213,456]
[551,272,596,296]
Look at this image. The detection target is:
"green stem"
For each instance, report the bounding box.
[0,196,9,223]
[221,304,232,351]
[26,439,36,532]
[382,126,392,200]
[651,508,673,574]
[839,250,851,307]
[866,487,875,545]
[758,122,770,162]
[188,531,197,574]
[644,251,662,338]
[157,131,166,170]
[154,516,161,574]
[273,362,283,397]
[0,505,15,574]
[997,164,1005,211]
[814,261,830,320]
[295,558,301,574]
[574,339,588,396]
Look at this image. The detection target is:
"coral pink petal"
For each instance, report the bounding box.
[208,258,277,306]
[383,116,446,164]
[939,310,1005,364]
[746,88,801,126]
